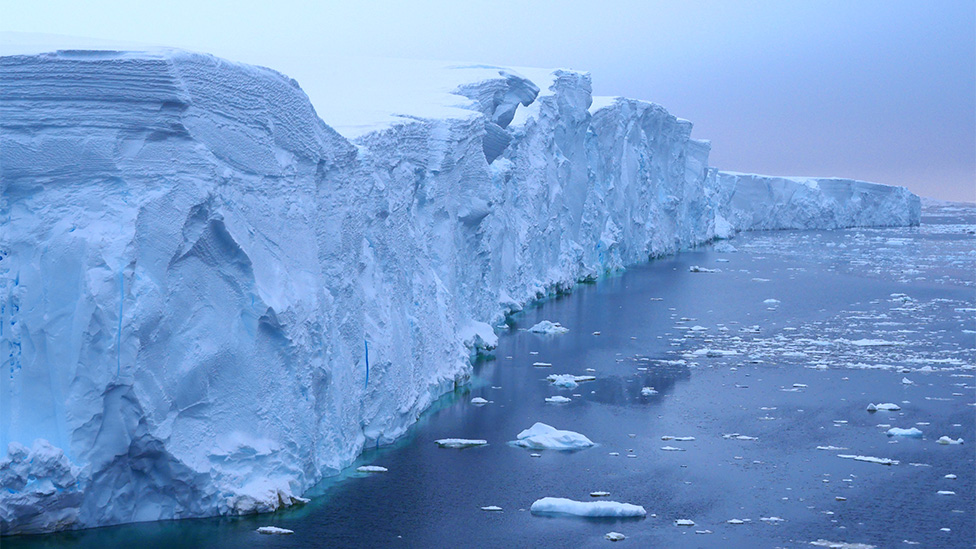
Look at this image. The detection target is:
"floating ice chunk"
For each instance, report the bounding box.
[848,339,906,347]
[810,540,877,549]
[714,241,738,253]
[661,436,695,441]
[512,423,594,450]
[529,497,646,517]
[691,348,738,357]
[605,532,626,541]
[641,387,658,396]
[817,446,848,451]
[590,491,611,497]
[660,446,685,452]
[689,265,720,273]
[837,454,898,466]
[481,505,503,511]
[674,519,695,526]
[723,434,758,441]
[752,278,771,282]
[760,516,785,523]
[886,427,922,437]
[545,395,571,404]
[937,436,964,445]
[937,491,955,496]
[547,374,596,389]
[901,377,914,385]
[256,526,294,535]
[592,331,601,336]
[695,529,713,534]
[945,474,957,479]
[727,518,746,524]
[866,402,900,412]
[435,439,488,449]
[529,321,569,335]
[533,362,553,367]
[356,465,388,473]
[764,299,781,305]
[470,397,489,406]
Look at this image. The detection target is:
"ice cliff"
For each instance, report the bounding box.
[0,43,920,534]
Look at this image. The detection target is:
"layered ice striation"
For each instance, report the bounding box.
[0,41,920,534]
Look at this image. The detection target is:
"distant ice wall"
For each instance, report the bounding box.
[713,171,921,231]
[0,48,920,534]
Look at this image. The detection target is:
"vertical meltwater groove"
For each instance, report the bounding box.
[117,270,123,377]
[364,339,369,389]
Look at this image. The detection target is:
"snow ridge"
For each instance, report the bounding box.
[0,46,920,534]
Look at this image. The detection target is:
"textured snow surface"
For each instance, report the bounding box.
[0,39,920,533]
[529,497,646,517]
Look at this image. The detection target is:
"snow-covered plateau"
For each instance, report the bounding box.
[0,39,921,534]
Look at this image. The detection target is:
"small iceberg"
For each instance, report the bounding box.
[356,465,388,473]
[529,320,569,334]
[545,395,571,404]
[605,532,626,541]
[886,427,923,438]
[937,436,964,445]
[674,519,695,526]
[547,373,597,389]
[435,438,488,449]
[256,526,294,535]
[512,423,594,450]
[641,387,658,396]
[866,402,900,412]
[837,454,899,466]
[530,497,646,518]
[689,265,720,273]
[481,505,503,511]
[590,491,611,497]
[470,397,489,406]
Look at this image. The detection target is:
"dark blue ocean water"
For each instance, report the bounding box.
[8,203,974,548]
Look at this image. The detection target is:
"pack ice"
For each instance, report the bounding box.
[0,37,921,534]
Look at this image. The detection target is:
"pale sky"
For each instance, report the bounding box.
[3,0,973,201]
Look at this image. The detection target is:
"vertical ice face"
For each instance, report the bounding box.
[0,46,921,534]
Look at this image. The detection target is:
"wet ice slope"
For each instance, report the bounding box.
[0,39,921,533]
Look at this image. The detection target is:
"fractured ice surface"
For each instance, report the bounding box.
[0,36,922,533]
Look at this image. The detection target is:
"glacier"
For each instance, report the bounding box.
[0,41,920,534]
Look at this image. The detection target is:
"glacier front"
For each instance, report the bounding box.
[0,42,920,534]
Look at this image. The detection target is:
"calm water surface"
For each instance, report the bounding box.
[9,203,975,548]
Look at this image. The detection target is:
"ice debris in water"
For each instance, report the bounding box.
[764,299,780,304]
[512,423,594,450]
[641,387,658,396]
[937,436,964,445]
[529,321,569,335]
[256,526,294,535]
[547,374,596,389]
[901,377,914,385]
[529,497,646,517]
[837,454,899,466]
[590,491,611,497]
[689,265,720,273]
[470,397,489,406]
[886,427,923,438]
[545,395,571,404]
[866,402,900,412]
[481,506,503,511]
[356,465,388,473]
[809,541,877,549]
[533,362,553,367]
[674,519,695,526]
[435,439,488,449]
[660,446,685,452]
[723,433,758,441]
[605,532,626,541]
[713,241,738,253]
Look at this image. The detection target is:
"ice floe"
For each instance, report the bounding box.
[605,532,626,541]
[529,497,646,517]
[356,465,388,473]
[512,423,594,450]
[529,321,570,335]
[837,454,898,466]
[545,395,572,404]
[937,436,964,445]
[435,439,488,449]
[886,427,923,437]
[256,526,294,535]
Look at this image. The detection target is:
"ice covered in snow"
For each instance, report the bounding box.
[545,395,572,404]
[866,403,901,412]
[605,531,626,541]
[886,428,923,438]
[0,36,922,532]
[937,436,964,445]
[256,526,294,535]
[512,423,594,450]
[528,321,569,335]
[529,497,646,517]
[435,439,488,449]
[356,465,388,473]
[547,374,596,389]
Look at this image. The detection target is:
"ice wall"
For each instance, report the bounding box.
[0,47,920,534]
[714,171,921,231]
